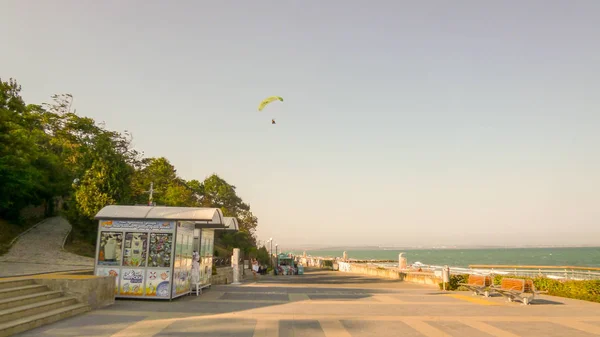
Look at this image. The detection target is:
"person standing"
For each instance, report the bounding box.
[252,259,259,280]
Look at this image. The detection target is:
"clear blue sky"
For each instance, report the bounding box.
[2,1,599,248]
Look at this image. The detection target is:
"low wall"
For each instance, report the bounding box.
[34,275,115,309]
[337,262,441,286]
[212,267,234,285]
[403,272,442,286]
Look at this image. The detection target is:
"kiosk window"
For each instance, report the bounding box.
[148,233,173,268]
[98,232,123,266]
[175,233,183,268]
[123,232,148,267]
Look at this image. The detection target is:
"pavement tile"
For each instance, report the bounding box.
[307,294,374,301]
[8,269,600,336]
[15,313,146,336]
[219,292,289,301]
[426,321,495,337]
[279,320,325,337]
[341,320,425,337]
[486,321,598,337]
[155,318,256,337]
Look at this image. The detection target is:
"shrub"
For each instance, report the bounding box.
[438,274,469,291]
[450,273,600,303]
[321,260,334,269]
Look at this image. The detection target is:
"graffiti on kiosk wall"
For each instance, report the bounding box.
[120,269,145,296]
[101,220,175,231]
[95,267,119,294]
[146,269,171,298]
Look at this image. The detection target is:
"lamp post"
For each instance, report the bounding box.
[269,238,273,268]
[275,244,279,269]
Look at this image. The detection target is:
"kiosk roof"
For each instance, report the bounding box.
[95,205,224,224]
[223,217,239,231]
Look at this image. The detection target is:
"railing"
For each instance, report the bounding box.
[297,256,600,281]
[410,264,600,281]
[467,265,600,281]
[213,258,231,267]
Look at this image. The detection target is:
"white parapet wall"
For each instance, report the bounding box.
[337,262,442,286]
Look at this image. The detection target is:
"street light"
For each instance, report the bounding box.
[275,244,279,268]
[269,238,273,268]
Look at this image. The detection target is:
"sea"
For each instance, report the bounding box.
[291,247,600,268]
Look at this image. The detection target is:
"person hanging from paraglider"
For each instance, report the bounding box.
[257,96,283,124]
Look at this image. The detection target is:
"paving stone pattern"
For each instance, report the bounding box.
[14,269,600,337]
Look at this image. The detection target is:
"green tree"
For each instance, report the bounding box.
[130,157,195,206]
[1,77,262,253]
[35,92,139,241]
[200,174,246,216]
[72,133,134,218]
[163,183,195,207]
[0,79,64,219]
[197,174,259,251]
[238,209,258,238]
[256,246,270,265]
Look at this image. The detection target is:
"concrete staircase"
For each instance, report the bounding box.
[0,279,90,337]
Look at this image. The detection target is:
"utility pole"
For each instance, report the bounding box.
[145,182,156,206]
[269,238,273,268]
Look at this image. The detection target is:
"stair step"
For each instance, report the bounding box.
[0,280,34,290]
[0,291,62,311]
[0,296,79,324]
[0,303,90,337]
[0,285,48,300]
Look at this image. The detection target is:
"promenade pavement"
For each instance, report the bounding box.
[16,269,600,337]
[0,217,94,277]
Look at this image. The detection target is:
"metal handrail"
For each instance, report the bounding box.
[424,265,600,281]
[469,264,600,272]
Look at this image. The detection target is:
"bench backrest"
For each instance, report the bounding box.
[501,278,533,292]
[468,274,492,287]
[524,279,534,292]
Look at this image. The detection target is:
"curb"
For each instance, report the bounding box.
[6,217,50,249]
[0,268,95,280]
[61,221,72,250]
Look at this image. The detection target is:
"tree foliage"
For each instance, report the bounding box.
[0,77,260,251]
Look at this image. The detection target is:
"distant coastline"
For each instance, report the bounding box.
[290,246,600,268]
[290,244,600,251]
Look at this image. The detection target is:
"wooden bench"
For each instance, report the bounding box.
[493,278,545,305]
[459,274,494,297]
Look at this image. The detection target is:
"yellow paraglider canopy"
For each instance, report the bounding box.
[258,96,283,111]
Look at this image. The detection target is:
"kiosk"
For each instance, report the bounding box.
[93,205,226,300]
[192,216,239,289]
[276,253,297,275]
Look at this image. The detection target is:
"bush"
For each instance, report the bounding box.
[321,260,334,269]
[438,274,469,291]
[533,277,600,303]
[448,273,600,303]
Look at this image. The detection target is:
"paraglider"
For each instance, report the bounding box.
[258,96,284,125]
[258,96,283,111]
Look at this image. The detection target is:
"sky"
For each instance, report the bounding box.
[2,1,599,248]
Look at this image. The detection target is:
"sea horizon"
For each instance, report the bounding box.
[288,244,600,250]
[289,246,600,268]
